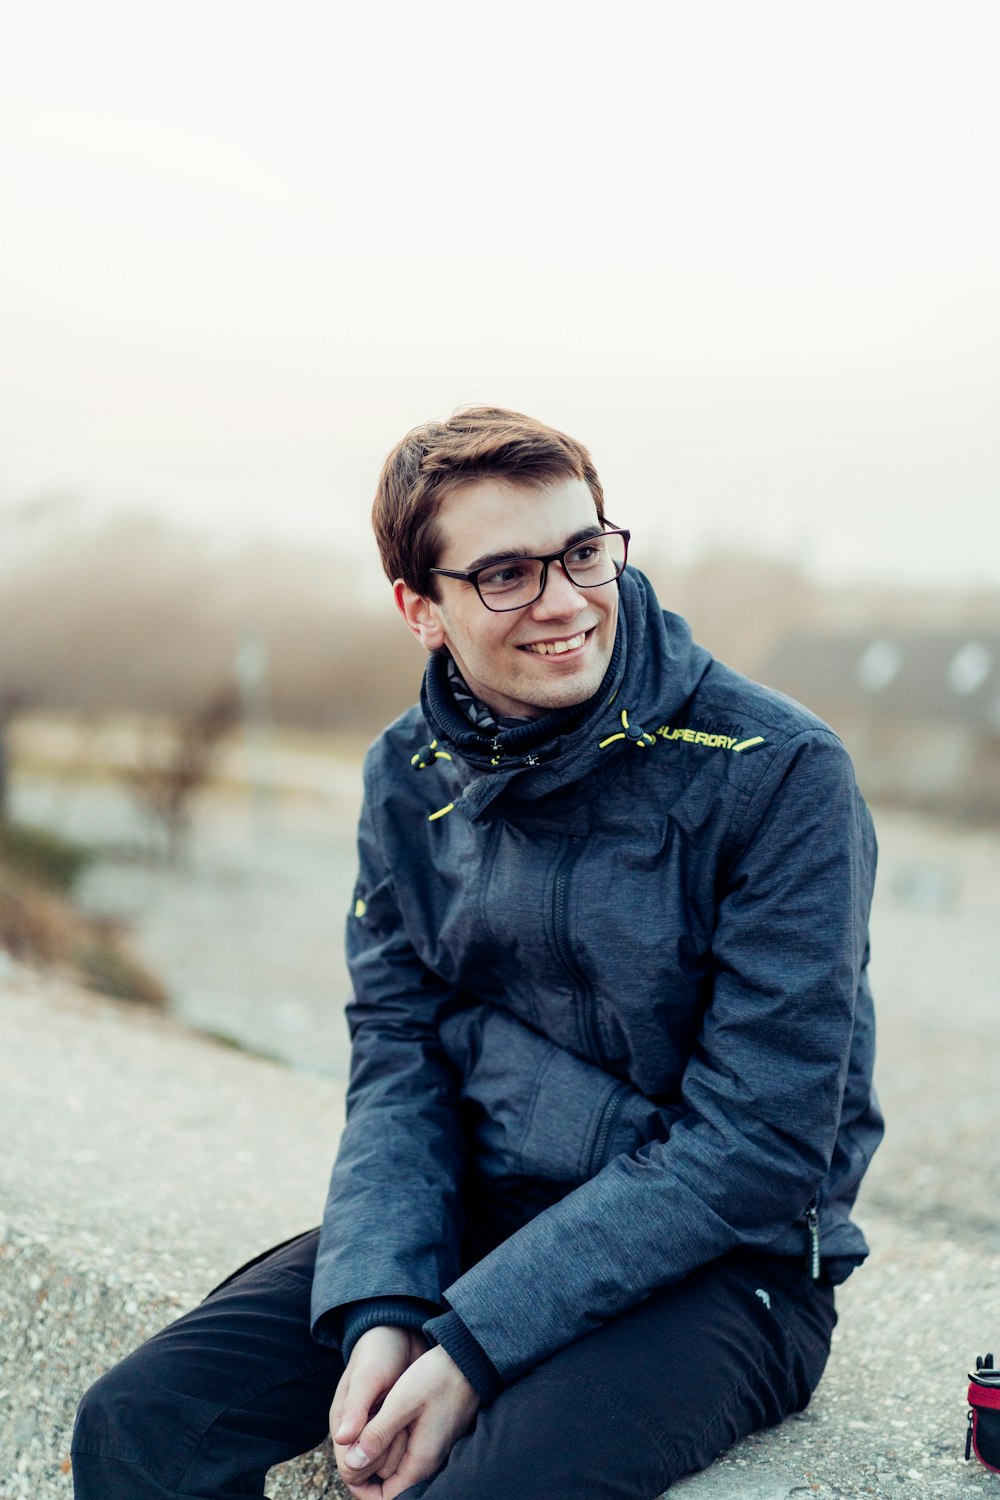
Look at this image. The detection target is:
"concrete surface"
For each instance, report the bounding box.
[0,964,344,1498]
[2,804,1000,1496]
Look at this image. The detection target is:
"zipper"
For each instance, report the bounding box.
[475,818,505,942]
[804,1199,821,1280]
[966,1409,974,1461]
[552,838,608,1066]
[587,1082,632,1176]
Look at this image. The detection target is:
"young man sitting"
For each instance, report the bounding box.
[73,407,882,1500]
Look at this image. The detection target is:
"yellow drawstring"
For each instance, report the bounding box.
[598,709,656,750]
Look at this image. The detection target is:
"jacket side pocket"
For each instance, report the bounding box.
[440,1004,677,1185]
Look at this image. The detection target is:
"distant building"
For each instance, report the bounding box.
[759,631,1000,819]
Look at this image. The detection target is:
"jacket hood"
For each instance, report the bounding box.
[417,568,714,820]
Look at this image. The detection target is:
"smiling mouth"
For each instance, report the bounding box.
[520,631,589,656]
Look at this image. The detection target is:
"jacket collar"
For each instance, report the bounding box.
[417,568,712,820]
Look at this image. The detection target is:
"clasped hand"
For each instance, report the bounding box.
[330,1326,480,1498]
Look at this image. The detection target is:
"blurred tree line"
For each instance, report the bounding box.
[2,505,998,737]
[0,509,425,734]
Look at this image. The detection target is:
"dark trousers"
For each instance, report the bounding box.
[72,1229,836,1499]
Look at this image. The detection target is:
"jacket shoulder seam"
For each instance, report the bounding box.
[727,726,849,849]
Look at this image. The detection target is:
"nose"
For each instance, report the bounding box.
[531,559,587,617]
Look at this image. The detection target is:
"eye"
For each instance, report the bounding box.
[565,539,604,568]
[477,560,535,593]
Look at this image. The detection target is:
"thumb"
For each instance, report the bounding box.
[333,1397,368,1445]
[344,1382,419,1476]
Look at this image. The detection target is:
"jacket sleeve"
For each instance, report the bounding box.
[309,750,467,1338]
[436,730,876,1382]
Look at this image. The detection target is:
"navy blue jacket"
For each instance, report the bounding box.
[311,568,882,1388]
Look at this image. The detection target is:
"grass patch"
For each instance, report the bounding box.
[0,819,93,892]
[0,821,167,1008]
[74,925,168,1008]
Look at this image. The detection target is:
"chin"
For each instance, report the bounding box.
[533,673,603,712]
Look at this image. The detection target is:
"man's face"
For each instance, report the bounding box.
[397,475,619,721]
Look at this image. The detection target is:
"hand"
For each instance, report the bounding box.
[330,1325,429,1492]
[335,1344,480,1499]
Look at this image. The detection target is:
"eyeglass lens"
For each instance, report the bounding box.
[477,532,627,610]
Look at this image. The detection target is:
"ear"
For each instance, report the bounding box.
[393,579,447,651]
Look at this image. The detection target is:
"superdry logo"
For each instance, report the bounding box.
[655,726,766,753]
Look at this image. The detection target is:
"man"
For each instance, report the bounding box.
[73,408,882,1499]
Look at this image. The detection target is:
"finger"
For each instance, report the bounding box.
[381,1449,437,1500]
[376,1422,447,1500]
[343,1387,418,1484]
[339,1426,388,1481]
[337,1420,398,1485]
[335,1438,379,1486]
[334,1343,403,1444]
[333,1362,392,1445]
[335,1434,383,1494]
[344,1475,384,1500]
[383,1468,419,1500]
[334,1395,372,1446]
[329,1366,351,1434]
[376,1428,409,1480]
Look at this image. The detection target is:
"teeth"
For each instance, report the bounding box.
[525,633,586,656]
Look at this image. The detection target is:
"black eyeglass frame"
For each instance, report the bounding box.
[428,523,631,613]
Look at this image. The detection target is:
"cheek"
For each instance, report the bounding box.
[481,623,517,656]
[454,621,512,667]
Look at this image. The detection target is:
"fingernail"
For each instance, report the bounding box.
[346,1445,368,1468]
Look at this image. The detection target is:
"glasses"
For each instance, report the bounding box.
[429,525,630,613]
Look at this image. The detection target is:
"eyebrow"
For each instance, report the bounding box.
[461,524,604,575]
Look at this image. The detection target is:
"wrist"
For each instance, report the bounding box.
[336,1296,438,1365]
[424,1309,502,1405]
[431,1343,474,1389]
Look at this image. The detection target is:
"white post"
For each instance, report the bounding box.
[234,633,273,839]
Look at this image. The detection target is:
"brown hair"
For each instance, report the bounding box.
[372,407,605,596]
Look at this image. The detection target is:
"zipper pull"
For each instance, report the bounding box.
[804,1201,821,1280]
[966,1409,974,1461]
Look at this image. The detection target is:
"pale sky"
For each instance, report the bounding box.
[1,0,998,587]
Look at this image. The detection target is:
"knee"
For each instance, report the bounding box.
[74,1342,191,1467]
[73,1352,201,1499]
[73,1360,141,1456]
[73,1348,201,1495]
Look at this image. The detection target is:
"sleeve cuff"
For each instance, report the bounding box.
[424,1309,505,1405]
[315,1296,440,1364]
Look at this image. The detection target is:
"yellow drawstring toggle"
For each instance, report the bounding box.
[598,709,656,751]
[410,739,453,770]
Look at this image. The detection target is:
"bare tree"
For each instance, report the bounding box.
[0,690,30,824]
[0,704,7,823]
[125,687,241,862]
